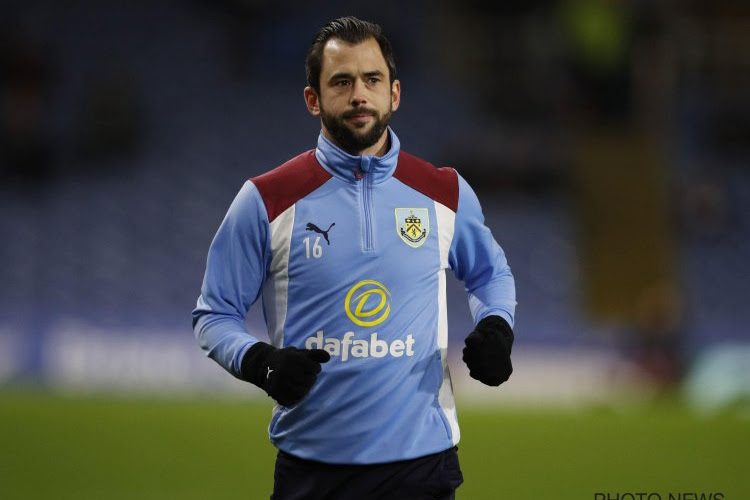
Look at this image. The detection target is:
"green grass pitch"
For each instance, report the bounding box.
[0,391,746,499]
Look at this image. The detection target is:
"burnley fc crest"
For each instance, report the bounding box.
[395,208,429,248]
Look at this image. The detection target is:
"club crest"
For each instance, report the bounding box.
[395,208,429,248]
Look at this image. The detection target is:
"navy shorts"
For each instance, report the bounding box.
[270,446,464,500]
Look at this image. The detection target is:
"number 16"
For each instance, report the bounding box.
[303,237,323,259]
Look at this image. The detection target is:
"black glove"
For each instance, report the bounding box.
[241,342,330,406]
[462,315,514,386]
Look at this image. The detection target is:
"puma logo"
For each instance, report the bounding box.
[306,222,335,245]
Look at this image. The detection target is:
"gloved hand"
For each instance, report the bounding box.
[241,342,330,406]
[462,315,514,386]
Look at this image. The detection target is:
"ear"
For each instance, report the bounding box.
[391,80,401,112]
[304,86,321,117]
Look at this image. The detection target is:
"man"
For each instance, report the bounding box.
[192,16,516,500]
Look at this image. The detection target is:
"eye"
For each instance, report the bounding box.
[334,79,351,87]
[368,77,381,84]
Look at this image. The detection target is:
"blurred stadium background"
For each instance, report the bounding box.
[1,0,748,498]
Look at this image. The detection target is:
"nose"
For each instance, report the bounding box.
[349,78,367,106]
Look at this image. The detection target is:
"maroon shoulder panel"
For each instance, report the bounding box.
[393,151,459,212]
[251,151,332,222]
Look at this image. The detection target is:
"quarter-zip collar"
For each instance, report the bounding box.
[315,127,401,184]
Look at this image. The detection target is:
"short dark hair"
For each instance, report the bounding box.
[306,16,397,94]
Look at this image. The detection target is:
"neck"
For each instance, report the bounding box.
[315,128,401,185]
[321,128,390,157]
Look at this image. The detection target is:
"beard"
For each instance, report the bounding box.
[320,104,392,155]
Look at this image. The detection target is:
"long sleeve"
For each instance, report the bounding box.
[191,181,272,378]
[449,173,516,328]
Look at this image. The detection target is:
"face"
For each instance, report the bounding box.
[304,37,400,156]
